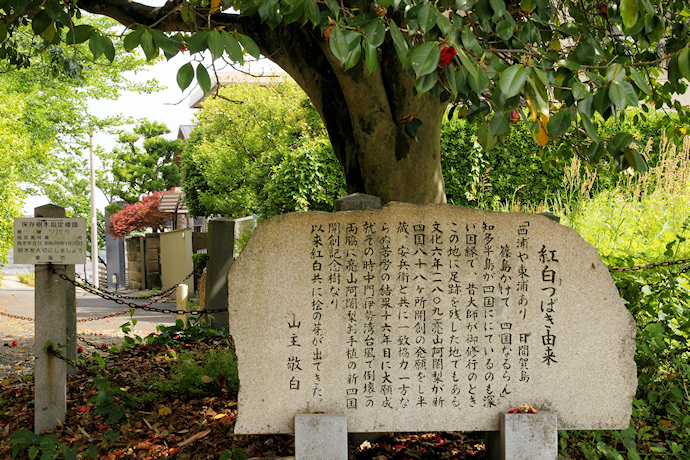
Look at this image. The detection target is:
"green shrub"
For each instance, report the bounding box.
[153,347,239,394]
[192,252,209,276]
[556,133,690,459]
[252,137,346,218]
[441,118,567,208]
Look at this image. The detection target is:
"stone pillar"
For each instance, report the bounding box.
[205,218,235,331]
[334,193,382,211]
[34,204,76,433]
[295,414,348,460]
[485,412,558,460]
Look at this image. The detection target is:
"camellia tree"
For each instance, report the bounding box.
[4,0,690,204]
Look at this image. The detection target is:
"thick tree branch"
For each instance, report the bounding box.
[76,0,245,33]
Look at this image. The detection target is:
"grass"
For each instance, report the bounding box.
[560,133,690,263]
[16,273,35,287]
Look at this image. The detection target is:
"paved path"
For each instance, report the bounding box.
[0,275,179,338]
[0,275,183,378]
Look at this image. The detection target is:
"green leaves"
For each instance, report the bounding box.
[498,65,526,98]
[679,46,690,81]
[65,24,95,45]
[197,64,211,94]
[389,21,409,64]
[546,109,573,139]
[409,42,440,77]
[85,33,116,62]
[206,29,224,60]
[139,29,157,60]
[620,0,639,30]
[609,80,638,110]
[123,26,144,52]
[404,118,422,139]
[328,26,362,71]
[177,62,194,91]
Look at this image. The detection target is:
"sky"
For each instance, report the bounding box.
[22,54,197,215]
[21,2,284,216]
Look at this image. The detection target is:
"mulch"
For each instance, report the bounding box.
[0,338,487,459]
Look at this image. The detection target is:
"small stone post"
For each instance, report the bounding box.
[485,412,558,460]
[176,284,189,328]
[204,218,235,331]
[295,414,348,460]
[34,204,76,433]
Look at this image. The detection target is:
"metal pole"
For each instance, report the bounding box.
[89,133,99,288]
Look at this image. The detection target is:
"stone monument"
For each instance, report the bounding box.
[227,203,636,434]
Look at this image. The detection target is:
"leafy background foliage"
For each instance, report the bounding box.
[181,82,345,219]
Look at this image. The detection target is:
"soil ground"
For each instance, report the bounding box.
[0,276,490,459]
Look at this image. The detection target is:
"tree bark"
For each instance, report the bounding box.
[78,0,448,204]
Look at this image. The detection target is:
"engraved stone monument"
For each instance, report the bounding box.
[227,203,636,434]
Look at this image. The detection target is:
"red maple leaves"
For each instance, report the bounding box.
[108,192,168,239]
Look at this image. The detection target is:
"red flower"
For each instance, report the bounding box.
[10,341,17,348]
[77,347,84,353]
[510,109,520,124]
[439,46,457,66]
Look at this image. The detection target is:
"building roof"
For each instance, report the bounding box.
[177,125,195,140]
[158,188,188,214]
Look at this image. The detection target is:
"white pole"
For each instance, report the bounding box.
[89,133,99,288]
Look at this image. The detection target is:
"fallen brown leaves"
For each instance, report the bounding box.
[0,339,485,459]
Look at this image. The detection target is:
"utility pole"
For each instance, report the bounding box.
[89,133,99,287]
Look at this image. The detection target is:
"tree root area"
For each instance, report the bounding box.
[0,340,486,459]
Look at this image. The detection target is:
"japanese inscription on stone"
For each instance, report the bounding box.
[13,218,87,265]
[227,204,636,434]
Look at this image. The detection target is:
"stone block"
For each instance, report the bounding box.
[334,193,382,211]
[205,218,235,330]
[295,414,347,460]
[486,412,558,460]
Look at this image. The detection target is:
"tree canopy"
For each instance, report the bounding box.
[108,192,168,238]
[3,0,690,203]
[98,120,183,206]
[181,82,346,218]
[0,14,157,265]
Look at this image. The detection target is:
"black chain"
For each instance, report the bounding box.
[46,345,82,368]
[77,335,111,352]
[48,264,226,316]
[75,271,195,300]
[608,258,690,272]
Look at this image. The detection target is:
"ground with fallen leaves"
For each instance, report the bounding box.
[0,336,488,459]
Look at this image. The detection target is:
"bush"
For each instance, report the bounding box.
[441,118,567,208]
[153,348,239,394]
[252,137,346,218]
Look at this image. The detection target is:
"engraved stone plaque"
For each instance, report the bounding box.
[227,204,636,433]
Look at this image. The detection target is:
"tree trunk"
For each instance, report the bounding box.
[76,1,449,204]
[244,18,448,205]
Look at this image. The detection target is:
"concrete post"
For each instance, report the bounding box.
[34,204,76,433]
[295,414,348,460]
[485,412,558,460]
[204,218,235,331]
[105,203,126,290]
[176,284,189,328]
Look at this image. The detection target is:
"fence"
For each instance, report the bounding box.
[0,267,225,325]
